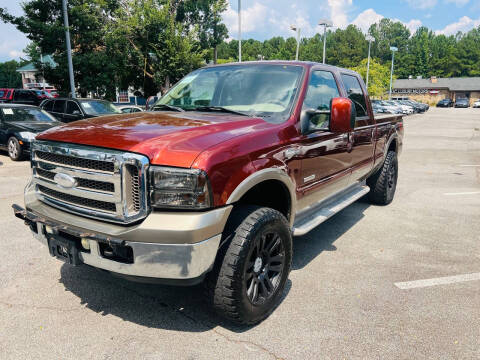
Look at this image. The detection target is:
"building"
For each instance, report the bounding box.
[16,55,56,90]
[393,76,480,105]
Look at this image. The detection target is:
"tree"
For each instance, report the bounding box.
[0,60,23,88]
[351,58,392,97]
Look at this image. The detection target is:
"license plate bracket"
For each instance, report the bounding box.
[47,235,82,266]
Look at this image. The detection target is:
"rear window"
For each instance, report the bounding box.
[53,100,66,113]
[43,100,54,111]
[341,74,368,118]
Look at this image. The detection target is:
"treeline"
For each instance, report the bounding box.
[218,19,480,80]
[1,1,479,99]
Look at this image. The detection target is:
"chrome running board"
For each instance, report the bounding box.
[292,184,370,236]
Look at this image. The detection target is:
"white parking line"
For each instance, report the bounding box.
[395,273,480,289]
[444,191,480,196]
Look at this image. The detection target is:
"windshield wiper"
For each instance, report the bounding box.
[151,104,185,112]
[189,106,249,116]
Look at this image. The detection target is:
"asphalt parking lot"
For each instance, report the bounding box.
[0,107,479,359]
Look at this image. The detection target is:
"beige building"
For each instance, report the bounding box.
[16,55,56,90]
[393,76,480,105]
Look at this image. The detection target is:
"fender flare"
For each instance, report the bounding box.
[226,167,297,227]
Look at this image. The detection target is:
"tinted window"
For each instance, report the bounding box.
[341,74,367,117]
[121,108,131,113]
[302,70,340,130]
[13,91,25,101]
[53,100,66,113]
[43,100,54,111]
[1,107,57,122]
[79,100,122,115]
[0,90,5,98]
[66,101,82,115]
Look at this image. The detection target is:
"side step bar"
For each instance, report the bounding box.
[292,185,370,236]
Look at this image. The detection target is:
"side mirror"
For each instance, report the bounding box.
[330,97,356,133]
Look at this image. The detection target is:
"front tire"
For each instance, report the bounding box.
[205,206,292,325]
[7,137,22,161]
[367,150,398,205]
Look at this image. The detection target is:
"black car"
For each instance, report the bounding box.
[437,98,453,107]
[10,89,50,106]
[0,104,61,160]
[454,98,469,108]
[40,98,121,122]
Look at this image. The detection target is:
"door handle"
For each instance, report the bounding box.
[284,148,300,160]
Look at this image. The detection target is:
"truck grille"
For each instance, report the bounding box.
[31,141,149,224]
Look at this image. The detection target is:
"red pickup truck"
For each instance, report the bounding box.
[13,61,403,324]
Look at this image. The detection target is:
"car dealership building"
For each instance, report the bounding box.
[393,76,480,105]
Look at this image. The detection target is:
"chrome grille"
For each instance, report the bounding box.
[31,141,149,224]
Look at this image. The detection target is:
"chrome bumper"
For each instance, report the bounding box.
[14,182,232,282]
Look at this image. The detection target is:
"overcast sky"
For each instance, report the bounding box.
[1,0,479,62]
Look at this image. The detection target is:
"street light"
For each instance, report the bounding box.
[290,25,301,61]
[238,0,242,62]
[365,35,375,90]
[389,46,398,100]
[62,0,76,98]
[318,19,333,64]
[36,46,45,90]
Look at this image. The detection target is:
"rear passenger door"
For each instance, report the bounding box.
[340,73,375,183]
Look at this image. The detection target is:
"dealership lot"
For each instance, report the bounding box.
[0,107,479,359]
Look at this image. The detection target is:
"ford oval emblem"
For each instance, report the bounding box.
[54,173,77,188]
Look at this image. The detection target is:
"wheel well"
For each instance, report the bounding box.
[388,138,397,153]
[236,180,291,220]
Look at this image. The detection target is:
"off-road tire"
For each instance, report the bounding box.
[7,137,22,161]
[367,150,398,205]
[205,205,292,325]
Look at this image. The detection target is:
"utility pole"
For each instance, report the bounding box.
[290,25,301,61]
[319,19,333,64]
[365,35,374,90]
[389,46,398,100]
[238,0,242,62]
[62,0,76,98]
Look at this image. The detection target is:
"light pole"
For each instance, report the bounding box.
[36,46,45,90]
[389,46,398,100]
[62,0,76,98]
[238,0,242,62]
[319,19,333,64]
[365,35,374,90]
[290,25,301,61]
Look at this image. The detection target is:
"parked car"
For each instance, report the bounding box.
[372,102,387,114]
[455,98,469,108]
[0,104,60,160]
[10,89,46,106]
[45,89,60,98]
[473,100,480,108]
[437,98,453,108]
[145,96,159,110]
[372,100,402,114]
[391,100,414,115]
[13,61,403,325]
[40,98,121,122]
[0,88,14,103]
[117,105,143,113]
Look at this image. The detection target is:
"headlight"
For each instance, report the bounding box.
[149,166,212,209]
[18,132,37,141]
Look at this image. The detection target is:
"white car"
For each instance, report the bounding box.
[473,100,480,108]
[117,105,143,113]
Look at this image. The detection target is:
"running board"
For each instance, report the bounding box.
[292,185,370,236]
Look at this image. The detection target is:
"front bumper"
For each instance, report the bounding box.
[14,182,232,282]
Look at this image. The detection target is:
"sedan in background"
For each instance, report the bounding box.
[40,98,121,122]
[472,100,480,108]
[455,98,469,108]
[117,105,143,113]
[437,98,454,107]
[0,104,61,160]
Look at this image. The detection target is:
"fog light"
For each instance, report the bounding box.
[81,238,90,250]
[45,225,53,234]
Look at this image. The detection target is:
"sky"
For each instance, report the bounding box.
[0,0,480,62]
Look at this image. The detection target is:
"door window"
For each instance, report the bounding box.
[66,101,82,115]
[303,70,340,130]
[43,100,54,111]
[341,74,368,117]
[53,100,66,113]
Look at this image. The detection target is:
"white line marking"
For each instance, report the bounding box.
[444,191,480,196]
[395,273,480,289]
[458,165,480,167]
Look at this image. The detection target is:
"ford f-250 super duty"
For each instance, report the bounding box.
[13,61,403,324]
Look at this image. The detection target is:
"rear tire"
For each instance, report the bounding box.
[7,137,22,161]
[205,206,292,325]
[367,150,398,205]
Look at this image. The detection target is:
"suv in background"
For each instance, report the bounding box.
[11,89,45,106]
[437,98,453,107]
[40,98,121,122]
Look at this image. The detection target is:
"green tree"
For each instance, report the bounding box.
[0,60,23,88]
[351,58,392,97]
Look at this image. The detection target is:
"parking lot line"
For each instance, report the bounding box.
[395,273,480,289]
[443,191,480,195]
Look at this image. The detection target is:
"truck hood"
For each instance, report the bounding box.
[36,111,267,167]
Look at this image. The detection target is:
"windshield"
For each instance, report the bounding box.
[156,64,304,122]
[79,100,121,115]
[1,107,58,122]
